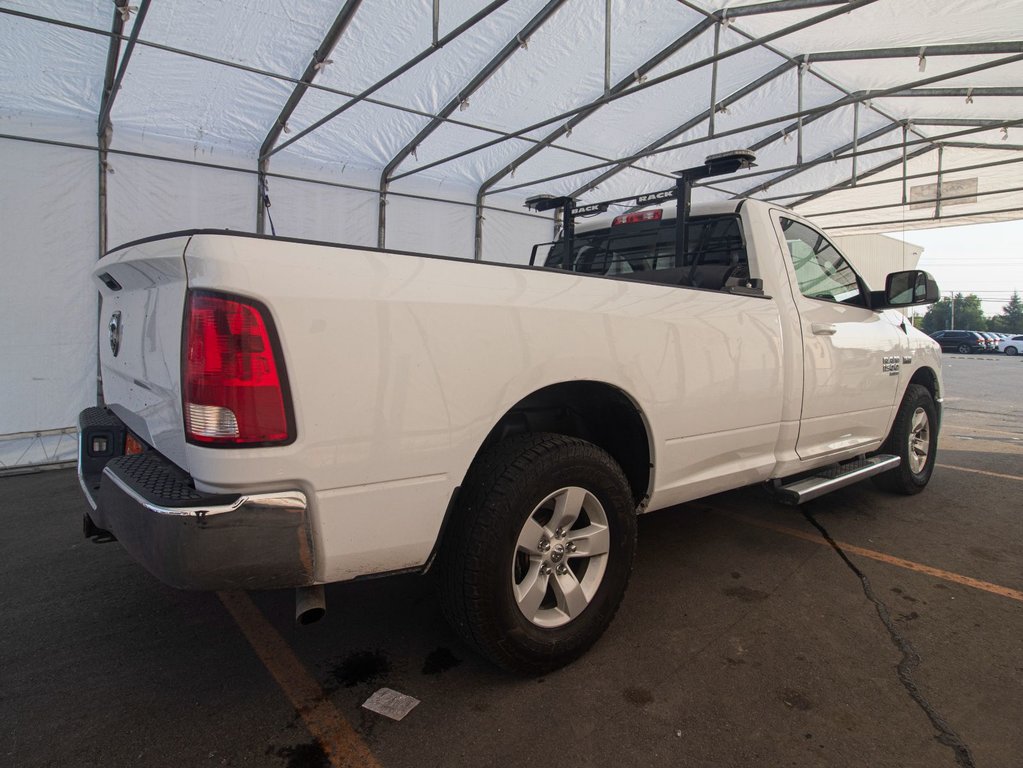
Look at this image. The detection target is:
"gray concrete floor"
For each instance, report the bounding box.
[2,355,1020,768]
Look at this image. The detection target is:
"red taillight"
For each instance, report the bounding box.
[183,291,293,446]
[612,209,663,226]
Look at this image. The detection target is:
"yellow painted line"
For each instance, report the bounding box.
[937,464,1023,482]
[218,591,382,768]
[714,509,1023,603]
[942,425,1023,438]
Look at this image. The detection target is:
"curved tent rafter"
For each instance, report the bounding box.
[483,53,1023,197]
[0,0,1020,252]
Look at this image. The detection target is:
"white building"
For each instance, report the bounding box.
[833,234,925,318]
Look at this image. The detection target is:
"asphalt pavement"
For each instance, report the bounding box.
[2,354,1020,768]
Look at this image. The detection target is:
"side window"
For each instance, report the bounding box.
[779,218,864,306]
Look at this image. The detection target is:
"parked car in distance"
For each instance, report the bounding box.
[929,330,987,354]
[978,332,1000,352]
[998,334,1023,355]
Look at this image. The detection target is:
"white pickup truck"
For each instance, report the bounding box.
[78,153,943,673]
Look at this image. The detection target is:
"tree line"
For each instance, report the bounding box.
[920,291,1023,333]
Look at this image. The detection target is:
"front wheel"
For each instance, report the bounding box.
[957,343,971,354]
[872,384,938,495]
[440,433,637,674]
[1005,346,1018,356]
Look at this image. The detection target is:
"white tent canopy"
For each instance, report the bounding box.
[2,0,1022,468]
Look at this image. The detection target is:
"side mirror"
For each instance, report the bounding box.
[876,270,940,308]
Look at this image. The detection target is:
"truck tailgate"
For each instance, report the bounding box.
[94,235,192,470]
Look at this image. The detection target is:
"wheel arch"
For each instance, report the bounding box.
[470,380,654,506]
[908,365,940,401]
[907,365,942,428]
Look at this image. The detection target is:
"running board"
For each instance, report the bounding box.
[773,455,901,505]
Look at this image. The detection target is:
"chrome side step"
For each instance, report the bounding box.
[774,455,901,505]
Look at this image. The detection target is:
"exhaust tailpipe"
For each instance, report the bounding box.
[295,585,326,625]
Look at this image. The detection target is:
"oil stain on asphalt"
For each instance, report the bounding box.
[330,650,390,688]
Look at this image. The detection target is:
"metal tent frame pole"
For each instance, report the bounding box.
[485,53,1023,197]
[395,0,883,184]
[805,41,1023,62]
[471,15,717,259]
[266,0,513,161]
[805,183,1023,218]
[0,7,645,175]
[736,124,901,198]
[256,0,363,235]
[376,0,569,248]
[0,131,553,224]
[568,62,795,200]
[822,205,1023,231]
[722,118,1023,196]
[786,145,935,208]
[760,156,1023,204]
[491,117,1022,204]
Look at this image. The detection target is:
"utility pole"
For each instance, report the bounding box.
[950,292,956,329]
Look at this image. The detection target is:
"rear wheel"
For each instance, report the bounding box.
[440,433,637,674]
[872,384,938,495]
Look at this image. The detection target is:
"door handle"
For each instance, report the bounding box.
[811,323,837,336]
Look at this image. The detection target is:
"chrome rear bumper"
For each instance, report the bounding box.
[78,408,314,590]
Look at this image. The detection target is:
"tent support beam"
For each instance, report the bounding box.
[797,61,805,164]
[97,0,130,260]
[268,0,512,160]
[852,103,860,183]
[0,5,643,166]
[787,145,935,207]
[806,183,1023,218]
[567,62,794,200]
[820,205,1023,231]
[604,0,612,95]
[495,116,1021,200]
[935,145,945,219]
[913,119,1020,127]
[943,141,1023,151]
[0,132,548,243]
[677,0,946,201]
[377,0,569,249]
[884,87,1023,98]
[709,23,721,137]
[474,16,718,258]
[96,0,133,408]
[902,124,909,205]
[806,41,1023,61]
[8,5,1017,185]
[256,0,363,235]
[97,0,151,138]
[399,0,882,184]
[721,0,853,16]
[763,155,1023,203]
[0,5,682,172]
[485,48,1023,197]
[736,123,901,198]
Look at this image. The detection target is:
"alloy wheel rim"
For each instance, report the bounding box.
[511,486,610,628]
[908,407,930,474]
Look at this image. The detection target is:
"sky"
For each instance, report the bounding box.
[888,219,1023,318]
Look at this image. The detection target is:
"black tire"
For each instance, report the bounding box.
[872,384,938,495]
[957,343,971,354]
[1005,346,1018,356]
[439,433,637,675]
